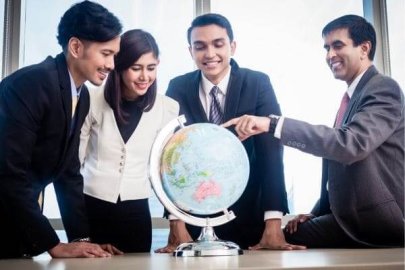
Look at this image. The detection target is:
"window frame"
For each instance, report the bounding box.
[1,0,398,229]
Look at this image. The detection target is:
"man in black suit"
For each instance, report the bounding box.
[224,15,404,248]
[156,13,305,252]
[0,1,123,258]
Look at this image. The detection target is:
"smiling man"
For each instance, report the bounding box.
[0,1,123,258]
[223,15,404,248]
[157,13,305,252]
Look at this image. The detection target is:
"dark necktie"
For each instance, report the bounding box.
[335,92,350,127]
[209,86,223,124]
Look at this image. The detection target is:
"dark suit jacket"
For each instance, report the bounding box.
[0,53,90,257]
[166,59,288,248]
[281,66,404,247]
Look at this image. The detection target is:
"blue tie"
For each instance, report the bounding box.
[209,86,223,124]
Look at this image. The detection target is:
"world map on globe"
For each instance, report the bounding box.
[160,123,249,215]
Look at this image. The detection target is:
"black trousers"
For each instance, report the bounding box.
[284,214,362,248]
[85,195,152,253]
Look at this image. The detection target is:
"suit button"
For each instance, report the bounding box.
[287,141,292,146]
[302,144,306,148]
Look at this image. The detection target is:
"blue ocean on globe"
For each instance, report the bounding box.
[160,123,249,215]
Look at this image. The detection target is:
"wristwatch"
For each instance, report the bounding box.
[268,114,280,135]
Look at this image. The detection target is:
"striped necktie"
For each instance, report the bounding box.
[209,86,223,124]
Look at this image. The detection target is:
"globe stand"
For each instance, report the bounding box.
[149,116,249,258]
[174,225,243,257]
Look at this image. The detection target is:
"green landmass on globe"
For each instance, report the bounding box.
[160,123,249,215]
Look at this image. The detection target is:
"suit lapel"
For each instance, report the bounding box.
[224,59,242,121]
[55,53,72,137]
[71,87,89,139]
[54,53,74,165]
[342,65,378,125]
[186,71,209,123]
[322,66,379,214]
[184,59,243,124]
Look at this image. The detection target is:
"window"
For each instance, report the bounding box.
[211,0,363,213]
[386,0,405,90]
[15,0,396,220]
[0,0,5,76]
[22,0,194,91]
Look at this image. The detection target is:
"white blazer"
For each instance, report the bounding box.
[79,87,179,203]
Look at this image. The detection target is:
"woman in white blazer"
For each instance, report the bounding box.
[79,29,179,252]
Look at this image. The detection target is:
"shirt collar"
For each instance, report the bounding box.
[347,70,367,98]
[201,67,231,96]
[68,71,83,97]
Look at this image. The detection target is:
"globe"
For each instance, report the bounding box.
[160,122,249,215]
[149,115,250,256]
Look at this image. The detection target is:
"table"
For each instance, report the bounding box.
[1,248,403,270]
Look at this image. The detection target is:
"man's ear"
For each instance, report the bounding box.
[68,37,83,59]
[360,41,371,60]
[188,45,193,58]
[230,41,236,56]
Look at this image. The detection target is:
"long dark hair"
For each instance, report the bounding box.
[104,29,159,124]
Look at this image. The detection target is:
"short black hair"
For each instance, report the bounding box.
[322,14,376,60]
[57,0,122,50]
[187,13,234,45]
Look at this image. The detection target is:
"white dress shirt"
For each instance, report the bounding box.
[79,87,179,203]
[199,70,230,118]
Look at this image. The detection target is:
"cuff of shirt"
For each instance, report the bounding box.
[168,214,179,220]
[264,210,283,220]
[274,116,285,139]
[71,237,91,243]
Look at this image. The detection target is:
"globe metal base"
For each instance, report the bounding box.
[173,226,243,257]
[173,240,243,257]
